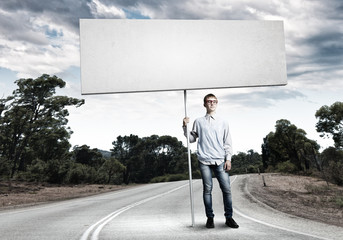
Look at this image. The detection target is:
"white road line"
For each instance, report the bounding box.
[81,174,331,240]
[234,208,330,240]
[0,185,141,217]
[232,175,331,240]
[80,182,190,240]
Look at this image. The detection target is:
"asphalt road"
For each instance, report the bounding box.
[0,174,342,240]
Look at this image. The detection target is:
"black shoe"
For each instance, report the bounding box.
[206,217,215,228]
[225,217,239,228]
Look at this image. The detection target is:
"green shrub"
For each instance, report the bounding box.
[335,196,343,208]
[150,173,188,183]
[67,163,89,184]
[168,173,187,181]
[26,159,48,182]
[150,176,168,183]
[265,165,275,173]
[304,184,330,194]
[247,165,258,173]
[192,170,201,179]
[328,161,343,186]
[276,161,297,173]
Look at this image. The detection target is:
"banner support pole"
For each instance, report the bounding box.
[184,90,195,227]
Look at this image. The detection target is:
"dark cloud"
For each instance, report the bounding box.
[1,0,342,91]
[102,0,260,20]
[101,0,143,7]
[321,0,343,20]
[0,0,71,13]
[305,31,343,65]
[0,13,45,45]
[287,31,343,86]
[0,0,93,33]
[283,0,343,88]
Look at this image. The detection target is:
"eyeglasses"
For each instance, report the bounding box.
[206,100,218,104]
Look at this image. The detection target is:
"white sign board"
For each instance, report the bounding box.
[80,19,287,95]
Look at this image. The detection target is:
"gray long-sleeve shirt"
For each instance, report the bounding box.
[183,114,233,165]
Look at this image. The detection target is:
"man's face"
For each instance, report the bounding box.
[204,97,218,114]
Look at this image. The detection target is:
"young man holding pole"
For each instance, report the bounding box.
[183,93,239,229]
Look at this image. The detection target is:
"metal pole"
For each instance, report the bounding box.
[184,90,195,227]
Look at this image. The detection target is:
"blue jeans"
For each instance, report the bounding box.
[199,162,233,219]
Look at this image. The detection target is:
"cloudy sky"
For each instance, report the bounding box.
[1,0,342,154]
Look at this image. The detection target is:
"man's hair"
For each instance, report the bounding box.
[204,93,217,104]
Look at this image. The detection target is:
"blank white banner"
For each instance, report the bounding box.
[80,19,287,94]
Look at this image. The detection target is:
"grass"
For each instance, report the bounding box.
[304,183,343,208]
[0,181,132,209]
[335,196,343,208]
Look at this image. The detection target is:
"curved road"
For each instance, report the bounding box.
[0,174,342,240]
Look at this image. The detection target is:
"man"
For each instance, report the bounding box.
[183,93,239,229]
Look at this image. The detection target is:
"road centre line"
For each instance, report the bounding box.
[0,184,142,217]
[80,182,190,240]
[81,174,331,240]
[82,176,237,240]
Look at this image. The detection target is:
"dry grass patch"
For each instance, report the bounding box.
[0,181,132,209]
[248,173,343,227]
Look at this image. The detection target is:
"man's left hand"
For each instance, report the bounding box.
[224,161,231,172]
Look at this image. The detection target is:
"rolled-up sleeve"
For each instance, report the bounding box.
[183,121,198,143]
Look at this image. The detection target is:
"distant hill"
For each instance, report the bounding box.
[98,149,111,158]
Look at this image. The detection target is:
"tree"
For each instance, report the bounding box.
[99,157,126,184]
[315,102,343,149]
[261,137,270,170]
[320,147,343,185]
[111,134,189,184]
[155,135,188,176]
[231,150,262,174]
[262,119,319,172]
[72,145,104,169]
[0,74,84,180]
[111,134,141,184]
[262,132,287,169]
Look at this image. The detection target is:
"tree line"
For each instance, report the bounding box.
[0,75,342,186]
[262,112,343,185]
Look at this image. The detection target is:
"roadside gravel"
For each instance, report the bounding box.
[1,173,343,228]
[247,173,343,227]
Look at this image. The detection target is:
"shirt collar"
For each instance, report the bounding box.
[205,113,216,120]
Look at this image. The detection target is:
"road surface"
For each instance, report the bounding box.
[0,174,342,240]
